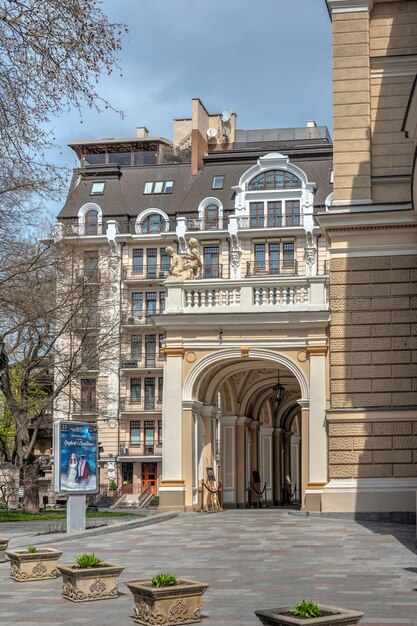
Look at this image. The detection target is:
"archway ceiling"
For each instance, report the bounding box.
[200,358,301,409]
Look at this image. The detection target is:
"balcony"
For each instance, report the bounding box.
[120,398,162,413]
[118,443,162,457]
[120,355,165,371]
[186,218,224,232]
[165,275,328,315]
[76,270,101,284]
[121,309,164,326]
[245,260,298,277]
[122,264,170,282]
[237,215,303,229]
[72,400,98,415]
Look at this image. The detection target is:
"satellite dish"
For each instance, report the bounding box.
[222,108,232,122]
[222,125,231,136]
[207,127,218,139]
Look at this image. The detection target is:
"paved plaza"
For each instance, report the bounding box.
[1,510,417,625]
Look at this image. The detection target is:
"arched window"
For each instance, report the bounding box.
[141,213,165,234]
[248,170,301,191]
[204,204,219,230]
[85,209,98,235]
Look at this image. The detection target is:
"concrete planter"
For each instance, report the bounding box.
[58,562,124,602]
[255,605,363,626]
[6,548,63,581]
[0,538,9,562]
[126,578,209,625]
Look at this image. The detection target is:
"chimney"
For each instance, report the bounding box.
[136,126,149,139]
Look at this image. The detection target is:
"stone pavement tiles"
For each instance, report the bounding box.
[1,510,417,625]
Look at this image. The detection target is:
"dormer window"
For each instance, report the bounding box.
[248,170,301,191]
[212,176,224,190]
[204,205,219,230]
[85,209,99,235]
[91,182,105,195]
[141,214,165,234]
[154,181,163,194]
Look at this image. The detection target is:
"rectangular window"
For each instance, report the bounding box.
[132,249,143,274]
[83,294,99,327]
[250,202,264,228]
[131,335,142,360]
[286,200,301,226]
[154,181,163,194]
[212,175,224,190]
[145,292,157,315]
[91,182,105,195]
[130,421,141,445]
[283,242,295,269]
[164,180,174,194]
[158,378,163,403]
[267,201,282,227]
[84,251,99,280]
[269,243,280,274]
[144,181,153,194]
[254,244,266,272]
[132,292,143,317]
[82,335,98,370]
[203,246,220,278]
[160,250,170,274]
[144,378,155,410]
[130,378,141,402]
[159,292,166,312]
[145,335,156,367]
[158,419,162,445]
[146,248,157,278]
[144,421,155,454]
[80,379,96,412]
[205,206,219,230]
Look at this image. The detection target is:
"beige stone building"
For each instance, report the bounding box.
[318,0,417,514]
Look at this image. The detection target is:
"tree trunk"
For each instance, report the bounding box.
[22,458,40,514]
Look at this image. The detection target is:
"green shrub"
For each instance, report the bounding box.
[151,573,177,587]
[75,553,102,568]
[108,479,117,491]
[290,600,324,619]
[27,546,38,553]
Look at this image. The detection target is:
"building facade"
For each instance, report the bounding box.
[319,0,417,513]
[54,99,333,509]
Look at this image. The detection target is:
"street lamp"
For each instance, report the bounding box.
[273,371,285,404]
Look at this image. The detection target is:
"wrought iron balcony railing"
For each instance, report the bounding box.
[237,215,303,229]
[122,264,170,281]
[245,260,298,277]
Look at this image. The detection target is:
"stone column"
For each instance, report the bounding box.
[298,400,309,509]
[259,426,274,505]
[200,405,217,507]
[306,347,328,508]
[273,428,283,504]
[220,416,237,506]
[159,348,186,512]
[328,0,372,205]
[236,417,250,508]
[291,434,301,504]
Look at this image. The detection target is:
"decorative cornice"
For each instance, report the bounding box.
[306,346,328,356]
[326,0,373,15]
[160,348,185,358]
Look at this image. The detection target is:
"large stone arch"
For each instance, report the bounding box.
[183,348,309,403]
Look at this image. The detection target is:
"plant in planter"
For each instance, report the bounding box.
[255,599,363,626]
[58,553,124,602]
[6,546,63,581]
[0,537,9,562]
[126,572,209,626]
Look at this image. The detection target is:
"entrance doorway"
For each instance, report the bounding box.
[142,462,157,495]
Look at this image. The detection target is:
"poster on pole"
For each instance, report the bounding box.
[54,421,98,494]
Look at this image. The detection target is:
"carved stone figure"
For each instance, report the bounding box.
[166,238,202,280]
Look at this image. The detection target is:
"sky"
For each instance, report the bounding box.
[48,0,332,216]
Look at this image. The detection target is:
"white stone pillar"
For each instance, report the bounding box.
[220,416,237,506]
[306,347,328,486]
[259,426,274,504]
[291,434,301,504]
[159,349,185,511]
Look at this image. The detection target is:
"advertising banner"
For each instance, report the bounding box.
[54,421,98,494]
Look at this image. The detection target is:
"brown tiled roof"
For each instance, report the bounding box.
[58,150,333,220]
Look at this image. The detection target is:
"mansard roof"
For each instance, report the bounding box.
[58,148,333,220]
